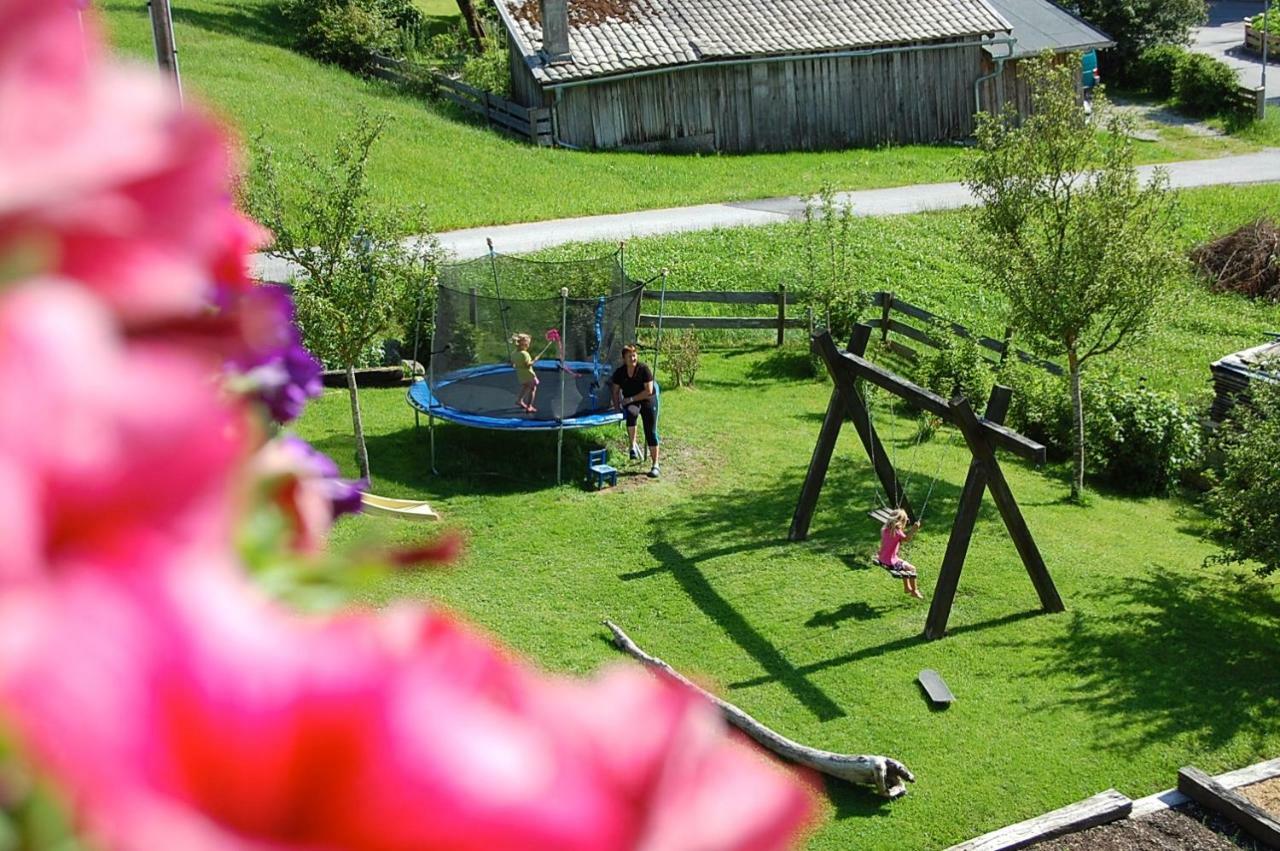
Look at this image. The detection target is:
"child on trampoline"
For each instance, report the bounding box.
[878,508,924,599]
[511,333,538,412]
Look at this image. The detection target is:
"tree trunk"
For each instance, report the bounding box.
[1068,349,1084,501]
[604,620,915,798]
[346,363,371,481]
[455,0,488,49]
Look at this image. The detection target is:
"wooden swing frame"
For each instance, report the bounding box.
[789,324,1064,640]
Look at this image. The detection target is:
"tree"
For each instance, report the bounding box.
[1070,0,1206,74]
[455,0,488,50]
[962,54,1182,500]
[246,113,441,481]
[1206,379,1280,576]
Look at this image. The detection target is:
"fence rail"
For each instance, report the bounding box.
[867,291,1063,375]
[637,284,810,345]
[369,54,553,146]
[1230,83,1267,122]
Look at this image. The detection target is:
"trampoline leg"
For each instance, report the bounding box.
[429,412,438,476]
[556,426,563,485]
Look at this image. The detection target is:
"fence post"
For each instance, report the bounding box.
[1255,86,1266,122]
[880,290,894,343]
[469,287,478,325]
[998,325,1014,365]
[807,306,815,336]
[776,282,787,346]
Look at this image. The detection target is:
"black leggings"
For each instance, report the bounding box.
[623,400,659,447]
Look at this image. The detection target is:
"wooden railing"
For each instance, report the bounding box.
[636,284,811,346]
[369,54,553,146]
[867,291,1063,375]
[1231,84,1267,122]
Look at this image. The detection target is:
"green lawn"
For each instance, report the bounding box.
[99,0,1270,232]
[297,345,1280,851]
[291,182,1280,850]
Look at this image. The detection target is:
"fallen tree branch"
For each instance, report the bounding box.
[603,619,915,798]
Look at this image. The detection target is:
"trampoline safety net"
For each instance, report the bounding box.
[428,250,643,423]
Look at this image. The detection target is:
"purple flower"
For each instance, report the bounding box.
[224,285,323,423]
[251,436,365,551]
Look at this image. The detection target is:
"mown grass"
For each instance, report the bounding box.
[99,0,1269,232]
[526,182,1280,400]
[297,343,1280,851]
[291,182,1280,850]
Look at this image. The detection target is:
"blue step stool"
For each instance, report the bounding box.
[587,449,618,489]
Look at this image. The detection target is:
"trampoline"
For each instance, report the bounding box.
[407,244,666,482]
[407,360,629,430]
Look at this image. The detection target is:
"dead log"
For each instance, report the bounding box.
[603,619,915,798]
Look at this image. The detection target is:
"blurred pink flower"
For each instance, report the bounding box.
[0,567,813,851]
[0,0,266,325]
[0,281,250,585]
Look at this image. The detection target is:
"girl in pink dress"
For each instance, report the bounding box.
[877,508,923,599]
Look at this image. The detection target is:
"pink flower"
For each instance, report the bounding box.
[0,0,266,326]
[0,281,250,585]
[0,568,813,851]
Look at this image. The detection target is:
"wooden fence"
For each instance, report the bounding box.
[867,291,1063,375]
[636,284,810,345]
[369,54,553,146]
[1231,84,1267,122]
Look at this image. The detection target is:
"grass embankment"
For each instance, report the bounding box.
[294,183,1280,850]
[101,0,1270,232]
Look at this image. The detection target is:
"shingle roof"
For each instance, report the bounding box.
[498,0,1012,85]
[981,0,1113,58]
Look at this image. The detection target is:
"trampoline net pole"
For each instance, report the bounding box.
[558,286,568,485]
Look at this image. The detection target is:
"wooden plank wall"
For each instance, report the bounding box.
[978,53,1080,119]
[552,41,985,152]
[508,48,549,108]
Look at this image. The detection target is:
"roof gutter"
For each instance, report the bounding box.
[540,34,1015,91]
[974,35,1016,115]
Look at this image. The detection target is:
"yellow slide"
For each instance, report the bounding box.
[359,493,440,522]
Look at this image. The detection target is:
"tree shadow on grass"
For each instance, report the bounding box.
[631,538,847,721]
[171,0,292,49]
[1025,566,1280,754]
[746,347,818,382]
[350,421,618,497]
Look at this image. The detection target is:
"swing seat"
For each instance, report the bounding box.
[868,507,899,525]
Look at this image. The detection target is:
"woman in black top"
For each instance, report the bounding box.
[611,344,660,478]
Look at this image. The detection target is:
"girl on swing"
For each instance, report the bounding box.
[878,509,924,599]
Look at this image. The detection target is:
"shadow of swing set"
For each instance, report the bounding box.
[789,324,1065,641]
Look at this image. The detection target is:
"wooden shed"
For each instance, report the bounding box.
[496,0,1015,152]
[979,0,1114,116]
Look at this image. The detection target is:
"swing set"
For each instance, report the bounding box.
[790,324,1065,640]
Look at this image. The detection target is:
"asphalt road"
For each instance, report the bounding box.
[1192,0,1280,99]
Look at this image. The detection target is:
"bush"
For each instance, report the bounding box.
[1249,12,1280,36]
[278,0,423,71]
[1088,383,1202,494]
[999,361,1077,459]
[460,33,510,96]
[1205,379,1280,575]
[1074,0,1205,81]
[660,330,701,388]
[1173,52,1240,117]
[1134,44,1187,98]
[917,331,995,414]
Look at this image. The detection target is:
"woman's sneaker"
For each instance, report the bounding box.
[647,464,660,478]
[629,444,641,460]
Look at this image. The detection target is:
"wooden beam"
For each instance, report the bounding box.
[821,328,1046,464]
[814,330,912,517]
[1178,766,1280,848]
[789,388,847,542]
[925,386,1010,640]
[951,396,1064,614]
[945,789,1132,851]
